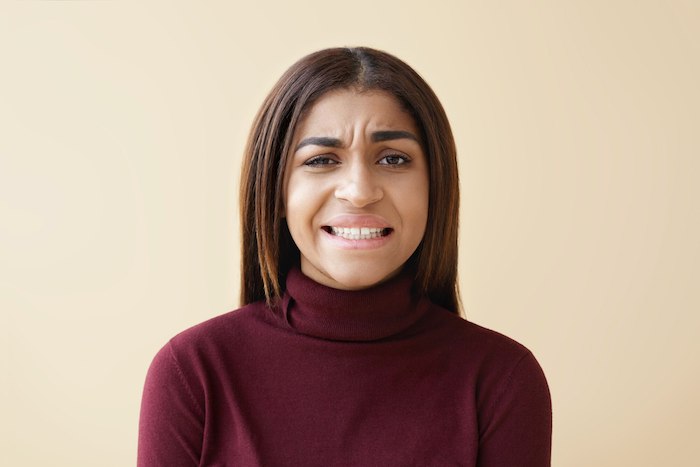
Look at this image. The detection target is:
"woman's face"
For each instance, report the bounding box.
[283,88,429,290]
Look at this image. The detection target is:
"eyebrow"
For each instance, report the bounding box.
[371,130,419,143]
[294,130,419,152]
[295,136,343,152]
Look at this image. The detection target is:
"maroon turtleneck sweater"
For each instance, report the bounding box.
[138,269,552,466]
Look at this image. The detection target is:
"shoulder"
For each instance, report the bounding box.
[143,301,278,402]
[458,318,552,462]
[165,300,274,352]
[146,301,275,380]
[424,304,550,400]
[444,316,553,464]
[138,305,275,465]
[427,304,534,363]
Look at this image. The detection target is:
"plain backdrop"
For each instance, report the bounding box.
[1,1,698,466]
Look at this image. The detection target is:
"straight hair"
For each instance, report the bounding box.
[240,47,462,314]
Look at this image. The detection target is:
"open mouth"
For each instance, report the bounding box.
[322,226,393,240]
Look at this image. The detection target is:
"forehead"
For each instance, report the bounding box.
[293,88,419,138]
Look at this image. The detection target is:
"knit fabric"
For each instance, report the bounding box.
[138,268,552,466]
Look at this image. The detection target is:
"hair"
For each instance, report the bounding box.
[239,47,462,314]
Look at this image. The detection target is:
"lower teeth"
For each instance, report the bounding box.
[337,233,382,240]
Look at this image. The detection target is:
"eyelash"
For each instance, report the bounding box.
[303,155,338,167]
[303,154,411,167]
[378,154,410,166]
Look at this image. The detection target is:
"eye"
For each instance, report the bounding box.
[303,155,339,167]
[378,153,410,166]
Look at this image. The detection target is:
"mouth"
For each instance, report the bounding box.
[322,226,393,240]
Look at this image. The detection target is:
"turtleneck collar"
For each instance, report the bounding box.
[279,267,431,342]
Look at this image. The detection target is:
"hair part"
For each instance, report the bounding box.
[240,47,462,315]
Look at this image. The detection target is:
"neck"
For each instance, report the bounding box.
[279,267,431,342]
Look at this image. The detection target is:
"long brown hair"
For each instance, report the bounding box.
[240,47,462,314]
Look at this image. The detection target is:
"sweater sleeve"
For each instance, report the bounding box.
[137,341,204,467]
[477,350,553,467]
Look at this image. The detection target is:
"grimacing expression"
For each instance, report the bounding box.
[283,88,429,290]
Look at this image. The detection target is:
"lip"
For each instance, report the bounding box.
[321,214,394,250]
[321,228,393,250]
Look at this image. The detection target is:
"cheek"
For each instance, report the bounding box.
[403,176,429,230]
[284,175,321,234]
[411,186,430,249]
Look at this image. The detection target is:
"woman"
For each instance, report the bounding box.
[138,47,552,466]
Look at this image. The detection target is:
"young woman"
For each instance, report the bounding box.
[138,47,552,466]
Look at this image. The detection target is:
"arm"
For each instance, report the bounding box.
[137,342,204,467]
[477,351,553,467]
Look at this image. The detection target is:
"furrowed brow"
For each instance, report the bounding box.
[371,130,419,143]
[295,137,343,152]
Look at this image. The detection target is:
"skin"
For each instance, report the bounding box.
[283,88,429,290]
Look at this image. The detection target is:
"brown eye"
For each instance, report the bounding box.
[378,154,410,165]
[304,156,338,166]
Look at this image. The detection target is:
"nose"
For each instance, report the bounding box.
[334,162,383,208]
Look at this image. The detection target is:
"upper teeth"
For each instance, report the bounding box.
[330,227,386,240]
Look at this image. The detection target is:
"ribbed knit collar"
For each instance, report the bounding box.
[280,267,431,342]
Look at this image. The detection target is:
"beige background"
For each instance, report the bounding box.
[1,1,698,466]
